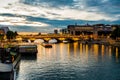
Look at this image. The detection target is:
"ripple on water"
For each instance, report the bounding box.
[16,43,120,80]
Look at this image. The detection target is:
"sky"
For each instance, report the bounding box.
[0,0,120,33]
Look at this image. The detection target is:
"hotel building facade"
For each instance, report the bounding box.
[59,24,120,39]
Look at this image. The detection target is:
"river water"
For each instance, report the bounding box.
[16,42,120,80]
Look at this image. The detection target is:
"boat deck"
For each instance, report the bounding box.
[41,43,52,48]
[0,62,12,72]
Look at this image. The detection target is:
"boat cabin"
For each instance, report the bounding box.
[18,45,38,55]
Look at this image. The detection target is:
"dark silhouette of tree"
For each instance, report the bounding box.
[0,34,4,42]
[14,31,18,38]
[6,31,18,41]
[111,27,120,39]
[6,31,14,40]
[38,32,41,35]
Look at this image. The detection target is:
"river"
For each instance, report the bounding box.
[16,42,120,80]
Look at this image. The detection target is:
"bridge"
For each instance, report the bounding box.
[19,34,95,42]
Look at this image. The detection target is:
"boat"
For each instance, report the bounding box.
[41,43,52,48]
[63,40,70,43]
[34,39,44,44]
[18,44,38,55]
[0,46,21,80]
[48,39,57,44]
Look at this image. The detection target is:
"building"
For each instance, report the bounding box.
[60,28,68,34]
[67,24,113,38]
[54,29,58,34]
[0,27,9,34]
[67,24,94,35]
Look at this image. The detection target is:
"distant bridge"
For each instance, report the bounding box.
[19,34,88,41]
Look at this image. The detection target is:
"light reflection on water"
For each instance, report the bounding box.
[17,42,120,80]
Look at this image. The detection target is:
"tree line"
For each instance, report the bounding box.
[0,31,18,42]
[111,27,120,39]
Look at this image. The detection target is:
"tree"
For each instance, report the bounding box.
[38,32,41,35]
[14,31,18,38]
[0,34,4,42]
[6,31,15,41]
[111,27,120,39]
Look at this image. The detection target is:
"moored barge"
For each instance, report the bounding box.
[0,46,21,80]
[18,44,38,55]
[41,43,52,48]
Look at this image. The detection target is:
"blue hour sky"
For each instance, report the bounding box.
[0,0,120,32]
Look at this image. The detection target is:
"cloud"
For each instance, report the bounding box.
[71,0,120,19]
[0,0,120,32]
[0,16,49,27]
[0,0,19,7]
[84,0,120,15]
[20,0,74,7]
[0,0,117,21]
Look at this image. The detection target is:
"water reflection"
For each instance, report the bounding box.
[17,42,120,80]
